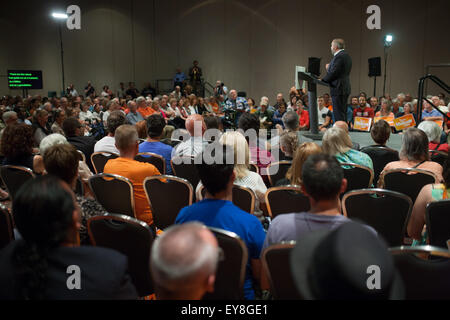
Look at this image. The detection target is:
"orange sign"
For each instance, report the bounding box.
[374,116,395,127]
[394,114,416,131]
[433,120,444,128]
[353,117,372,132]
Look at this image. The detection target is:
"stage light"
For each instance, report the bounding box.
[384,34,393,47]
[52,12,68,19]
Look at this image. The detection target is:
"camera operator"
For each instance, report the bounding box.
[214,80,228,98]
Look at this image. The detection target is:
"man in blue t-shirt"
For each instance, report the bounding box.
[139,114,173,174]
[175,144,266,300]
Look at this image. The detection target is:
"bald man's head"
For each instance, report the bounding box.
[185,114,206,137]
[334,121,349,133]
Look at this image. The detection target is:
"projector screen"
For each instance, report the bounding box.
[7,70,43,89]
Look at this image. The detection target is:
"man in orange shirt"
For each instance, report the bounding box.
[137,96,155,119]
[104,124,161,225]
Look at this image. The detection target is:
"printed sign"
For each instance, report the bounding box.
[374,116,394,127]
[394,114,416,131]
[354,117,372,132]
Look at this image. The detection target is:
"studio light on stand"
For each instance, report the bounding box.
[51,12,68,96]
[383,34,393,97]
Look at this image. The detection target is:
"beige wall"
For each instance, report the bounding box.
[1,0,449,101]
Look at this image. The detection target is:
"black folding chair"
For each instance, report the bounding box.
[426,199,450,248]
[342,189,412,246]
[88,214,155,297]
[390,246,450,300]
[360,146,399,185]
[144,175,193,230]
[135,152,165,175]
[90,152,119,174]
[267,161,292,187]
[249,163,259,174]
[0,204,14,250]
[88,173,135,218]
[0,165,35,201]
[379,168,437,203]
[340,163,374,194]
[203,227,248,300]
[171,157,200,191]
[262,242,301,300]
[265,186,310,219]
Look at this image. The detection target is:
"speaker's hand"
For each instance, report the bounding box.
[326,63,330,71]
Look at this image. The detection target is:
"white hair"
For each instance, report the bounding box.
[2,111,17,123]
[136,96,146,104]
[322,127,353,155]
[150,223,218,291]
[39,133,68,155]
[418,121,442,143]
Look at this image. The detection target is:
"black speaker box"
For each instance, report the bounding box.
[368,57,381,77]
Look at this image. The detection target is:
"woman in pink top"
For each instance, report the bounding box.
[381,128,443,182]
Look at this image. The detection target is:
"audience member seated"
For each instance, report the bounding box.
[43,144,106,245]
[279,131,298,161]
[255,98,274,130]
[94,111,126,155]
[136,96,154,119]
[381,128,443,182]
[272,102,287,128]
[51,109,66,136]
[139,114,174,174]
[418,120,449,153]
[422,98,444,122]
[333,121,360,150]
[264,154,364,250]
[126,100,144,125]
[276,142,322,186]
[322,127,373,170]
[375,98,395,118]
[150,223,219,300]
[173,114,207,158]
[32,109,51,146]
[407,151,449,243]
[40,133,93,183]
[0,176,137,300]
[353,96,375,120]
[63,117,96,172]
[104,125,161,225]
[317,96,332,132]
[176,144,266,300]
[269,111,313,150]
[296,99,310,131]
[361,120,399,183]
[1,123,44,174]
[290,222,401,300]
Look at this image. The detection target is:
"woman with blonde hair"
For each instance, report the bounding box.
[276,142,322,186]
[279,131,299,160]
[196,131,267,214]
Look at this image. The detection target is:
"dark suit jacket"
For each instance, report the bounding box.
[322,50,352,96]
[0,241,138,300]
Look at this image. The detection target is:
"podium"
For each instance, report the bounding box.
[298,71,330,140]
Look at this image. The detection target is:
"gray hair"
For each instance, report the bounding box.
[322,127,353,155]
[39,133,68,155]
[136,96,146,104]
[418,120,442,143]
[400,128,430,162]
[2,111,17,123]
[282,111,300,131]
[150,222,219,292]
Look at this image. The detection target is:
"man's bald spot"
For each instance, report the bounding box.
[185,114,206,137]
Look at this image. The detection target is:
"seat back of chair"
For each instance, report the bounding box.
[88,214,154,297]
[262,243,301,300]
[341,163,374,194]
[343,189,412,246]
[135,153,165,174]
[171,157,200,190]
[390,246,450,300]
[0,205,14,250]
[361,146,399,185]
[249,164,259,174]
[88,174,135,218]
[232,185,256,214]
[267,161,292,186]
[266,186,310,219]
[144,176,193,230]
[380,169,436,203]
[426,199,450,248]
[91,152,119,174]
[0,165,35,201]
[203,227,248,300]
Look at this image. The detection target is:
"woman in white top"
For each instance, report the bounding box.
[196,131,267,215]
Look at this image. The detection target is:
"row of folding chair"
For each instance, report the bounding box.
[261,242,450,300]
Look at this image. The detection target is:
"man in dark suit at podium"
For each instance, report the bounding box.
[322,39,352,122]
